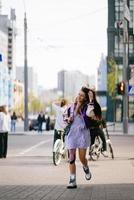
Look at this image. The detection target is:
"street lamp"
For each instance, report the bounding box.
[24,12,28,131]
[122,0,130,134]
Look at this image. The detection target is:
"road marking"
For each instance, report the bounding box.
[16,139,51,156]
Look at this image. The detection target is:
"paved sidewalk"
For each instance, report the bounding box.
[9,121,134,136]
[0,184,134,200]
[1,129,134,199]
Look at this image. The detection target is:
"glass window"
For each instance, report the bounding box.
[129,35,134,57]
[8,38,12,43]
[115,0,123,27]
[114,35,123,57]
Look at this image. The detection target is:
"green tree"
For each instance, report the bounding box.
[28,92,45,113]
[107,58,118,98]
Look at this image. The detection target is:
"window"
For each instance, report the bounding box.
[8,38,12,43]
[8,56,12,60]
[115,0,123,27]
[114,35,123,57]
[8,50,12,54]
[8,45,12,49]
[129,35,134,57]
[129,2,133,28]
[8,61,12,65]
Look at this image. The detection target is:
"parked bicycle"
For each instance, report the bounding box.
[53,130,68,166]
[89,121,114,161]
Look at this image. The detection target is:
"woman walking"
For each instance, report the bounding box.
[65,87,92,189]
[87,89,108,157]
[11,111,17,132]
[0,105,10,158]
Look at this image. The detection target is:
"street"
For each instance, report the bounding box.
[0,132,134,199]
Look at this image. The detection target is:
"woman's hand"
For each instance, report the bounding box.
[67,116,74,123]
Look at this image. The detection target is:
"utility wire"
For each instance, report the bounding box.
[53,6,107,25]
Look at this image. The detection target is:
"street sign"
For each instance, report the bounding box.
[0,54,2,62]
[128,85,134,96]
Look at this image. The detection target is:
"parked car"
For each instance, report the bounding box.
[29,118,39,131]
[28,116,55,131]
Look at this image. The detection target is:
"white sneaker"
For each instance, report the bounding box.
[67,178,77,189]
[83,166,92,180]
[102,151,108,157]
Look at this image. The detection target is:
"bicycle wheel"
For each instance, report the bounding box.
[89,144,100,161]
[53,139,63,166]
[107,143,114,159]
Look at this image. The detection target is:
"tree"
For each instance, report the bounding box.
[28,92,45,113]
[107,58,118,98]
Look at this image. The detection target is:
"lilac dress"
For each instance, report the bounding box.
[65,111,90,149]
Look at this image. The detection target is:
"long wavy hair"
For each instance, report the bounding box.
[81,87,89,103]
[88,89,102,119]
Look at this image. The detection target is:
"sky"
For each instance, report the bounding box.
[2,0,108,89]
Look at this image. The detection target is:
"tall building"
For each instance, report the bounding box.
[107,0,134,121]
[96,54,107,92]
[96,54,107,112]
[58,70,90,99]
[0,25,8,105]
[0,9,16,108]
[16,66,38,96]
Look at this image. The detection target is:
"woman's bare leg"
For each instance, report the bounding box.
[78,148,87,166]
[78,148,91,180]
[68,149,76,175]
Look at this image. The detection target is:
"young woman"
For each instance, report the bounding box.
[11,111,17,132]
[65,87,91,189]
[87,89,108,157]
[52,99,67,145]
[0,105,10,158]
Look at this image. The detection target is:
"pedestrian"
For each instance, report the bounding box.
[0,105,10,158]
[45,114,50,131]
[52,99,67,145]
[86,88,108,157]
[65,87,92,189]
[11,111,17,132]
[37,112,45,132]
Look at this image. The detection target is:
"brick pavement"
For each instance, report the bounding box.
[0,184,134,200]
[0,134,134,200]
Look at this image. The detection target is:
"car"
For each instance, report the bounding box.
[29,118,39,131]
[28,116,55,131]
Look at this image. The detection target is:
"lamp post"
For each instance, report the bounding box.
[122,0,129,134]
[24,12,28,131]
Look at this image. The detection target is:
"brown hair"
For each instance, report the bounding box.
[81,87,89,103]
[0,105,7,114]
[88,89,97,102]
[60,99,67,107]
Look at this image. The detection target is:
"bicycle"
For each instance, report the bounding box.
[89,121,114,161]
[53,130,68,166]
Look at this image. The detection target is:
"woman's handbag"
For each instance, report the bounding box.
[64,123,72,135]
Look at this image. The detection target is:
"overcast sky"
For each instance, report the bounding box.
[2,0,107,89]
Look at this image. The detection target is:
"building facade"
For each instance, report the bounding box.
[58,70,90,100]
[0,10,16,108]
[16,66,38,96]
[0,19,8,106]
[96,54,107,114]
[107,0,134,122]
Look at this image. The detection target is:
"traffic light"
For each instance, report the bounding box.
[127,67,131,80]
[117,81,125,95]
